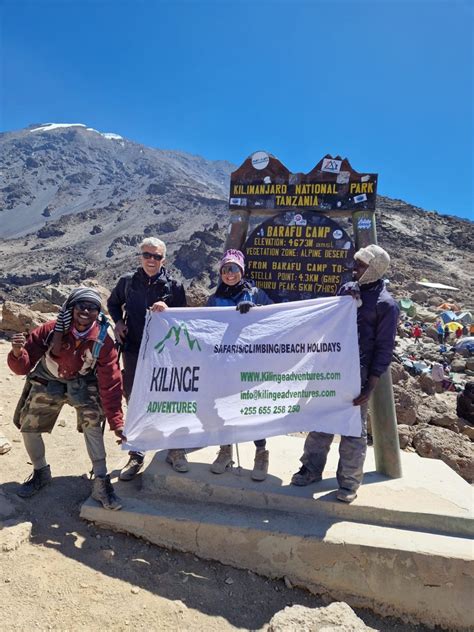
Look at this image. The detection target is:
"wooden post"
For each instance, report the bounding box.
[352,210,402,479]
[224,210,250,251]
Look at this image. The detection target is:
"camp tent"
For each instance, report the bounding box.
[416,281,460,291]
[456,312,473,325]
[399,298,417,317]
[446,321,462,332]
[436,302,461,311]
[454,337,474,352]
[440,310,457,324]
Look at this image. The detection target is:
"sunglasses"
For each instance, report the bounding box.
[75,302,99,312]
[141,252,164,261]
[221,264,242,275]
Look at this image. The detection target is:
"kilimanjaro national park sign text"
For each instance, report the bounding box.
[230,152,377,212]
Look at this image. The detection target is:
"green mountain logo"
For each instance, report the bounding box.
[154,323,202,354]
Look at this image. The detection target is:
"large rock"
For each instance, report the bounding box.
[186,281,211,308]
[0,519,32,552]
[410,290,429,303]
[268,602,375,632]
[29,299,59,313]
[397,424,417,449]
[450,358,466,373]
[417,397,462,431]
[393,384,419,425]
[415,306,438,322]
[416,404,434,424]
[418,372,435,394]
[430,410,461,431]
[454,418,474,441]
[1,301,52,333]
[391,362,409,385]
[412,426,474,482]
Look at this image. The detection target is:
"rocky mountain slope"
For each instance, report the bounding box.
[0,123,473,310]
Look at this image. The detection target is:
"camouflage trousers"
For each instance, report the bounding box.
[14,364,108,476]
[13,363,105,434]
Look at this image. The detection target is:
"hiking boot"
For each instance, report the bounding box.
[0,436,12,455]
[92,475,122,510]
[119,455,144,481]
[336,487,358,503]
[17,465,52,498]
[251,449,269,482]
[165,449,189,473]
[290,465,322,487]
[210,445,233,474]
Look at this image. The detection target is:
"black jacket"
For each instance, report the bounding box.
[108,267,187,353]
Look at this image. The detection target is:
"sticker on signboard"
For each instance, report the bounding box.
[321,158,342,173]
[251,151,270,170]
[361,175,370,182]
[354,194,368,204]
[333,229,343,239]
[230,197,247,206]
[263,176,272,184]
[289,213,307,226]
[357,217,372,230]
[336,171,350,184]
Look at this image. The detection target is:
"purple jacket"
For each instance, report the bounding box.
[338,280,399,378]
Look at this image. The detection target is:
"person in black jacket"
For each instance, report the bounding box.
[108,237,187,480]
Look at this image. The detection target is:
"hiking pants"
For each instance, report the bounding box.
[15,366,108,477]
[300,398,369,493]
[23,425,107,477]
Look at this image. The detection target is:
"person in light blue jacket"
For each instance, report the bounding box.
[207,249,273,480]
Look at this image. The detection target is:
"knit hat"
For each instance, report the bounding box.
[51,287,102,355]
[219,249,245,273]
[354,244,390,285]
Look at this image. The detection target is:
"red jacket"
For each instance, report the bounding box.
[7,320,124,431]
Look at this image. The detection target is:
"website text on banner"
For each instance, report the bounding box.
[124,297,361,452]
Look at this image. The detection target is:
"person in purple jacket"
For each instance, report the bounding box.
[291,244,399,503]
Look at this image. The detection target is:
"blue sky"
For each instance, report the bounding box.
[1,0,472,220]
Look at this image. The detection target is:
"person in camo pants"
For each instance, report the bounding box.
[291,245,399,503]
[7,287,125,510]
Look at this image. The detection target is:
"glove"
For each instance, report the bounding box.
[237,301,253,314]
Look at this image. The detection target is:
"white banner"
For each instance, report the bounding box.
[124,297,361,451]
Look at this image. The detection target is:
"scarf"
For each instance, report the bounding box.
[51,287,102,356]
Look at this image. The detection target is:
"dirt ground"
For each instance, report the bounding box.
[0,341,439,632]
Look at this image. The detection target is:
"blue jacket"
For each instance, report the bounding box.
[338,280,399,377]
[207,283,273,308]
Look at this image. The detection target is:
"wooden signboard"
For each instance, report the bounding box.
[230,151,377,212]
[243,211,354,303]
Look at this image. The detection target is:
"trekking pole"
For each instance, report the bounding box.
[234,443,242,476]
